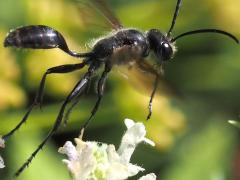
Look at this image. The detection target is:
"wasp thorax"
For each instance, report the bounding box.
[147,29,174,62]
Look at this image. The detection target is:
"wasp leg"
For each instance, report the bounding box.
[2,62,87,141]
[63,91,84,126]
[63,75,94,126]
[14,64,97,177]
[146,74,159,120]
[63,74,94,126]
[37,62,88,108]
[81,65,111,130]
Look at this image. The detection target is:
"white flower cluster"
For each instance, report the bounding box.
[0,136,5,168]
[59,119,157,180]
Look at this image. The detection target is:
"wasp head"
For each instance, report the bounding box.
[147,29,176,63]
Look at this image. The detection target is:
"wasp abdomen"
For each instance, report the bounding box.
[4,25,69,50]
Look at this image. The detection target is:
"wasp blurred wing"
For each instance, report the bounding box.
[116,59,179,98]
[76,0,123,31]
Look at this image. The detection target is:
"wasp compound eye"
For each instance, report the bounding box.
[158,42,173,61]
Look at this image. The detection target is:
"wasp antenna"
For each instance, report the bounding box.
[167,0,182,36]
[171,29,239,44]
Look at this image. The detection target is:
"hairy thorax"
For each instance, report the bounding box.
[91,29,150,66]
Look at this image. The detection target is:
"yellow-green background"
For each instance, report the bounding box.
[0,0,239,179]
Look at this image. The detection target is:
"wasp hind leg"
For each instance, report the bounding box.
[63,91,84,126]
[14,64,97,177]
[2,62,87,141]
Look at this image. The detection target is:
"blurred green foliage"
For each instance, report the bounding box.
[0,0,239,179]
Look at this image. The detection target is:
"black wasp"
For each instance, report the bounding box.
[2,0,239,176]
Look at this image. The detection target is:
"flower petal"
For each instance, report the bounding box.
[0,155,5,168]
[0,136,5,148]
[118,119,155,163]
[58,141,78,161]
[124,118,136,129]
[139,173,157,180]
[59,140,97,180]
[143,137,155,147]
